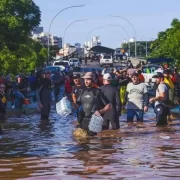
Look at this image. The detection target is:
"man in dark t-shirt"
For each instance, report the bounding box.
[72,74,84,105]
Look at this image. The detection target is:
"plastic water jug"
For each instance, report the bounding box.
[88,114,104,133]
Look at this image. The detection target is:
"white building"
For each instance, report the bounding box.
[31,29,62,48]
[84,36,101,55]
[92,36,101,46]
[59,43,76,56]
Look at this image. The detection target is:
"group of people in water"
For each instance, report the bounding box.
[62,62,178,136]
[0,62,179,136]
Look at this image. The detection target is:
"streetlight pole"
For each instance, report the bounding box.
[47,5,84,62]
[63,19,87,57]
[146,41,148,57]
[109,15,137,58]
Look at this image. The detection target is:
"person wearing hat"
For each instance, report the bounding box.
[72,74,84,105]
[36,70,52,120]
[149,72,168,126]
[76,72,111,136]
[125,72,148,125]
[100,73,121,130]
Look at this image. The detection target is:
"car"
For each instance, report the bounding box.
[53,60,70,67]
[100,55,113,67]
[45,66,65,82]
[45,66,65,74]
[68,58,81,68]
[52,60,73,71]
[91,53,100,62]
[142,64,163,83]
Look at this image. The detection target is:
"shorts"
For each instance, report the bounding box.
[127,109,144,122]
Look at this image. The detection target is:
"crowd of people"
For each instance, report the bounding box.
[70,63,180,136]
[0,61,180,136]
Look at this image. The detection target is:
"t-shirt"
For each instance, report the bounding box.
[126,82,148,110]
[155,83,168,106]
[72,84,85,99]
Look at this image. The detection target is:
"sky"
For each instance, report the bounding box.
[34,0,180,48]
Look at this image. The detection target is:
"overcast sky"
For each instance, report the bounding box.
[34,0,180,48]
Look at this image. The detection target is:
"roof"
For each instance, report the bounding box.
[89,46,115,54]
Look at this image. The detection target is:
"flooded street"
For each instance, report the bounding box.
[0,108,180,180]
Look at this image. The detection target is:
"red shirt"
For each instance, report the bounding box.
[65,80,72,93]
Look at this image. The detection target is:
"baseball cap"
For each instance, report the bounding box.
[152,72,164,78]
[73,74,81,79]
[103,73,112,80]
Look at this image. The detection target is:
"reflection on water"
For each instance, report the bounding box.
[0,108,180,179]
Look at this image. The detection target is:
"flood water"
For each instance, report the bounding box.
[0,107,180,180]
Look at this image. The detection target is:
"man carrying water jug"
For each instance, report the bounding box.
[76,72,112,136]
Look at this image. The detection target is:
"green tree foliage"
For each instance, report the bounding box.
[0,0,47,74]
[150,18,180,65]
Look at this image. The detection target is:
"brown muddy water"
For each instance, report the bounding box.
[0,108,180,180]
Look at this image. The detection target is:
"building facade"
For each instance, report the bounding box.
[59,43,76,56]
[31,27,62,48]
[84,36,101,55]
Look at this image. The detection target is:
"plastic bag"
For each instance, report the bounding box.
[88,114,104,133]
[56,97,72,117]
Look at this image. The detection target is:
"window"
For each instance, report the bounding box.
[54,62,68,66]
[103,55,111,59]
[45,67,60,73]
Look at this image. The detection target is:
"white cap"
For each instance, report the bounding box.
[103,73,112,80]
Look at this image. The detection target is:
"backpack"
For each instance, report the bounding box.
[162,83,175,108]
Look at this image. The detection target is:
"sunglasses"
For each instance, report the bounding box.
[0,86,5,89]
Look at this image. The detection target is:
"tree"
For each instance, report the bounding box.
[0,0,41,51]
[0,0,46,74]
[150,18,180,65]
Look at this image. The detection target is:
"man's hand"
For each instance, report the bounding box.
[144,106,148,112]
[149,98,155,103]
[94,111,101,116]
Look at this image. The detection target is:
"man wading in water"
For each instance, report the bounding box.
[125,72,148,126]
[76,72,111,136]
[36,70,52,120]
[149,72,169,126]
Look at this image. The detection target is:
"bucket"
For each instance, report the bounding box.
[23,98,30,105]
